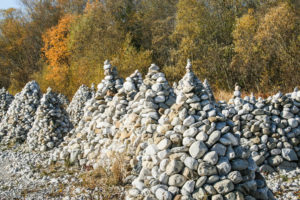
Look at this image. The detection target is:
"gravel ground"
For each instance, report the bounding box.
[265,168,300,200]
[0,146,125,200]
[0,146,299,200]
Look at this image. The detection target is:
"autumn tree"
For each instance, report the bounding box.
[0,8,41,93]
[133,0,177,67]
[42,14,75,96]
[0,0,299,97]
[167,0,210,80]
[232,2,300,92]
[112,34,152,76]
[231,9,260,90]
[67,1,127,93]
[256,2,299,90]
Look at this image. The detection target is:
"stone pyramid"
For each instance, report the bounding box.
[127,61,274,200]
[49,60,123,165]
[57,93,70,108]
[115,64,176,169]
[0,87,14,121]
[68,70,144,168]
[0,81,41,144]
[203,79,216,103]
[27,88,72,151]
[226,85,299,172]
[109,69,143,123]
[67,85,93,127]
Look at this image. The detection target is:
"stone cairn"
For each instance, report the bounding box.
[116,64,176,172]
[67,85,93,127]
[0,88,14,121]
[57,93,70,108]
[203,79,216,103]
[127,61,274,200]
[0,81,41,144]
[49,60,123,166]
[71,70,144,168]
[27,88,72,151]
[108,70,143,124]
[226,85,300,173]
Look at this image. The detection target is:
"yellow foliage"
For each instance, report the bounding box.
[112,34,152,77]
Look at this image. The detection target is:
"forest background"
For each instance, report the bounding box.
[0,0,299,99]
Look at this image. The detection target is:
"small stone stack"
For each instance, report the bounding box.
[109,70,143,123]
[69,70,144,168]
[0,81,41,144]
[49,60,124,165]
[57,93,70,108]
[226,86,300,172]
[94,70,143,138]
[66,60,123,138]
[67,85,93,127]
[96,60,123,100]
[203,79,215,103]
[117,64,176,160]
[27,88,72,151]
[127,61,274,200]
[0,88,14,121]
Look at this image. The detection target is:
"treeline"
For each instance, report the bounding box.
[0,0,299,98]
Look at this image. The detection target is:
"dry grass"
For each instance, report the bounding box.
[214,90,233,102]
[78,152,131,200]
[214,89,273,102]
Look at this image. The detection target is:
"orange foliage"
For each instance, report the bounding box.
[42,14,76,93]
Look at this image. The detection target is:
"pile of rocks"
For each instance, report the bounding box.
[49,60,124,166]
[67,85,93,127]
[127,61,274,200]
[57,93,70,108]
[225,85,300,172]
[68,60,123,136]
[0,81,41,144]
[203,79,216,103]
[0,88,14,121]
[108,70,143,123]
[117,64,176,151]
[96,60,123,100]
[27,88,72,151]
[64,70,144,168]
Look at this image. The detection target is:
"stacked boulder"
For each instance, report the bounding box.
[68,59,123,137]
[0,81,41,144]
[116,64,176,168]
[67,85,93,127]
[57,93,70,108]
[203,79,216,103]
[49,60,124,166]
[0,88,14,121]
[108,70,143,123]
[27,88,72,151]
[91,69,143,140]
[96,59,123,100]
[226,85,300,172]
[70,70,144,168]
[127,61,274,200]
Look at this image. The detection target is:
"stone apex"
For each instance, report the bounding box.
[186,59,192,72]
[234,83,241,91]
[46,87,52,93]
[103,59,112,70]
[149,63,160,71]
[294,87,298,92]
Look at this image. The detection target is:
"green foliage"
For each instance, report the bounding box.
[112,34,152,77]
